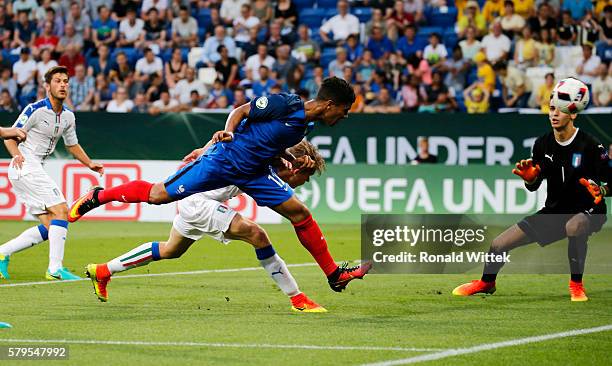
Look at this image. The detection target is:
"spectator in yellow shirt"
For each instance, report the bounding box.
[456,0,469,21]
[463,83,490,113]
[536,72,555,114]
[513,0,535,18]
[482,0,505,24]
[474,51,495,92]
[514,27,538,68]
[457,1,487,38]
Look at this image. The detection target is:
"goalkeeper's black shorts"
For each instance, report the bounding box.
[517,207,607,246]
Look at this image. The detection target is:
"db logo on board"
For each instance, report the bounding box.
[62,163,141,221]
[0,162,26,220]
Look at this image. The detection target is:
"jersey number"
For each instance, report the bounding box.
[268,174,288,191]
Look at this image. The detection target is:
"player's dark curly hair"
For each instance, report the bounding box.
[316,77,356,107]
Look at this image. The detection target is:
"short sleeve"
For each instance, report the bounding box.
[62,117,79,146]
[248,94,297,122]
[13,104,37,131]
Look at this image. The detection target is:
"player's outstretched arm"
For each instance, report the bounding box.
[182,139,215,163]
[512,158,542,190]
[0,127,26,142]
[212,102,251,143]
[66,144,104,176]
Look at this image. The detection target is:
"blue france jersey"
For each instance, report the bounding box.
[217,93,314,175]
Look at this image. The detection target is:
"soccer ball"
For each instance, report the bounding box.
[551,77,590,114]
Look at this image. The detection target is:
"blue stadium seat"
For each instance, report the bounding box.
[8,53,19,65]
[444,30,458,49]
[180,48,190,62]
[325,8,338,20]
[429,7,458,28]
[320,47,337,68]
[198,28,207,43]
[352,7,372,23]
[317,0,337,10]
[160,48,173,63]
[597,42,612,62]
[112,48,141,67]
[197,8,211,28]
[293,0,315,11]
[418,26,444,36]
[310,28,323,44]
[301,8,326,28]
[455,93,467,112]
[466,69,478,85]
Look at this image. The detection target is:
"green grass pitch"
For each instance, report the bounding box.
[0,221,611,365]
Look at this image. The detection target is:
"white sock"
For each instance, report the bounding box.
[0,224,48,256]
[107,241,161,275]
[257,247,300,297]
[48,220,68,272]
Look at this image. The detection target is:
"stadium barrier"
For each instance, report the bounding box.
[1,161,609,224]
[1,113,610,164]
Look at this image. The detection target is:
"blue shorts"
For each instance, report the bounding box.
[164,150,294,207]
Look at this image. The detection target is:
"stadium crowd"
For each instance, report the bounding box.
[0,0,610,114]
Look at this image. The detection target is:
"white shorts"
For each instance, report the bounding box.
[8,165,66,216]
[172,196,238,244]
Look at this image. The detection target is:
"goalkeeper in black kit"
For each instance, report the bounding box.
[452,85,610,302]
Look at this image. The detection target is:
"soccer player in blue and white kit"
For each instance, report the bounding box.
[70,77,370,291]
[0,66,104,281]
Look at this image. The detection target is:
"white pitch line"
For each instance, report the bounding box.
[361,324,612,366]
[0,262,319,288]
[0,338,444,353]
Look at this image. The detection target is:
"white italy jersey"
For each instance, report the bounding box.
[12,98,78,167]
[8,98,77,214]
[175,185,243,244]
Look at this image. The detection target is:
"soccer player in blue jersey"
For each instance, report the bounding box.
[69,77,370,292]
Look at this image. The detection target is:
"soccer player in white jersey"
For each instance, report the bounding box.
[86,140,328,312]
[0,66,104,281]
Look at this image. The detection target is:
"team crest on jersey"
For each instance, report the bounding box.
[16,114,27,127]
[572,153,582,168]
[217,205,228,213]
[256,96,268,109]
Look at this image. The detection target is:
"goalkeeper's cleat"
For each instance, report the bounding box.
[85,263,110,302]
[45,267,81,281]
[569,280,588,302]
[327,261,372,292]
[452,280,496,296]
[0,254,10,279]
[68,186,103,222]
[290,293,327,313]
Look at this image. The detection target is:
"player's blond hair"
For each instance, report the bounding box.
[287,139,326,175]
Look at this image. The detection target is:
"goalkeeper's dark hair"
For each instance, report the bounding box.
[316,76,355,106]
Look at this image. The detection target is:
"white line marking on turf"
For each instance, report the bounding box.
[0,262,319,288]
[0,338,444,353]
[361,324,612,366]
